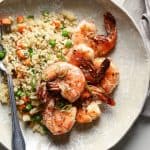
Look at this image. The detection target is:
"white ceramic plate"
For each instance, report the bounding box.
[0,0,150,150]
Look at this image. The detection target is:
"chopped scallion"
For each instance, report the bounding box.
[42,10,49,16]
[27,15,34,19]
[28,48,33,57]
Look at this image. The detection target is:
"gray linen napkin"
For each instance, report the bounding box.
[140,0,150,117]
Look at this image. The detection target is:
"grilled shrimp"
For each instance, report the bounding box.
[93,58,119,94]
[72,12,117,57]
[76,99,101,123]
[42,62,86,103]
[72,20,97,46]
[67,44,95,66]
[42,98,77,135]
[76,85,115,124]
[67,45,119,94]
[67,45,111,84]
[67,44,95,82]
[82,85,116,106]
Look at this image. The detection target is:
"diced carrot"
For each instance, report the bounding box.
[1,18,11,25]
[18,104,25,111]
[16,43,26,49]
[23,58,31,66]
[16,49,27,60]
[15,67,25,79]
[21,96,29,103]
[52,20,61,29]
[17,16,24,23]
[16,71,25,79]
[18,24,26,33]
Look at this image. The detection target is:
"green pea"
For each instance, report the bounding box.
[49,39,56,48]
[0,50,6,60]
[15,89,24,97]
[25,103,32,111]
[62,30,69,37]
[65,40,73,48]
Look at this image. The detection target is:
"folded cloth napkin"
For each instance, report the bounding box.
[140,0,150,117]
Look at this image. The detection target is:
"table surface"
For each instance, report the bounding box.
[0,0,149,150]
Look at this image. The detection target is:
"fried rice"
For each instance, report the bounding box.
[0,10,77,134]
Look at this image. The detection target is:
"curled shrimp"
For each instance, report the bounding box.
[67,44,119,94]
[67,45,111,84]
[42,97,77,135]
[37,77,77,135]
[76,85,115,124]
[72,12,117,57]
[93,58,119,94]
[67,44,95,81]
[42,62,86,103]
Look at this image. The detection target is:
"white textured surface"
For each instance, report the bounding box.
[0,0,149,150]
[112,0,150,149]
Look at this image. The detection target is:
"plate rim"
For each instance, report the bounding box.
[107,0,150,149]
[0,0,150,149]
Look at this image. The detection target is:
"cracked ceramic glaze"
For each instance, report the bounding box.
[0,0,149,150]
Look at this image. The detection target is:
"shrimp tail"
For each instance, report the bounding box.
[96,92,115,106]
[104,12,116,34]
[96,58,110,83]
[46,82,60,92]
[78,57,110,84]
[36,82,52,103]
[89,86,115,106]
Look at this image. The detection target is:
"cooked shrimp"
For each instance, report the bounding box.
[72,20,96,45]
[42,98,77,135]
[67,45,118,94]
[67,46,111,84]
[42,62,86,103]
[76,85,115,124]
[76,20,97,34]
[36,82,51,104]
[72,12,117,57]
[67,44,95,66]
[76,100,101,123]
[82,85,116,106]
[93,58,119,94]
[67,44,96,82]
